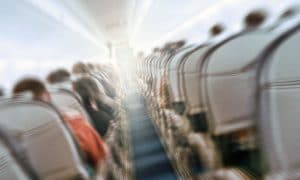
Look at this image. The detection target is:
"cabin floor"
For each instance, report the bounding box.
[124,90,178,180]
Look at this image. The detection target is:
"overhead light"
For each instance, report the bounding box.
[150,0,240,47]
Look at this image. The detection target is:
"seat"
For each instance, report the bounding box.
[257,18,300,179]
[204,29,278,136]
[0,98,89,179]
[50,89,93,125]
[199,14,300,180]
[91,72,118,99]
[0,127,38,180]
[181,45,211,116]
[167,46,197,114]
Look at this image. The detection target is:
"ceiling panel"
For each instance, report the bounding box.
[80,0,131,43]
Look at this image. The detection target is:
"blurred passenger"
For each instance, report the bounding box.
[73,77,116,137]
[86,63,95,72]
[72,62,90,74]
[210,24,224,36]
[170,40,186,50]
[12,78,109,168]
[46,68,71,84]
[158,76,171,109]
[244,9,267,29]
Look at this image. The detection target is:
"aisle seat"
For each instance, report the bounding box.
[50,89,93,125]
[257,17,300,179]
[0,98,89,179]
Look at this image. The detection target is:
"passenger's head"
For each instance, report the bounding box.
[244,9,267,28]
[279,6,300,20]
[86,63,95,71]
[46,69,71,84]
[72,62,89,74]
[210,24,224,36]
[72,77,100,103]
[169,40,186,50]
[13,78,51,102]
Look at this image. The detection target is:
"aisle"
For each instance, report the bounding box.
[125,92,178,180]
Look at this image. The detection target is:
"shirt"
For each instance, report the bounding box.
[63,112,108,167]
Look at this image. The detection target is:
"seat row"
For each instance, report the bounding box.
[137,7,300,179]
[0,64,132,180]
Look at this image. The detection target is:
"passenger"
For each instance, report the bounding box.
[72,62,119,99]
[210,24,224,36]
[46,68,71,84]
[86,63,95,72]
[244,10,267,29]
[73,77,115,137]
[72,62,90,74]
[158,76,171,109]
[12,78,109,168]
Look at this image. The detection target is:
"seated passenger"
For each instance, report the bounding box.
[72,62,90,75]
[12,78,109,168]
[73,77,116,136]
[46,68,71,84]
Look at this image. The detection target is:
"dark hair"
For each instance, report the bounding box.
[72,62,89,74]
[47,69,70,84]
[280,6,300,19]
[13,78,47,99]
[73,77,100,102]
[244,10,267,28]
[210,24,224,36]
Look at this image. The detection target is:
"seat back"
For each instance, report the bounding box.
[204,30,278,136]
[0,99,88,179]
[167,46,196,104]
[0,126,41,180]
[91,73,117,99]
[50,89,93,125]
[257,20,300,176]
[181,45,211,115]
[0,140,32,180]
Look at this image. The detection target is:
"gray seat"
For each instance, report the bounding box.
[0,140,31,180]
[0,98,89,180]
[204,29,278,136]
[181,45,211,115]
[167,46,197,106]
[50,89,93,125]
[257,17,300,179]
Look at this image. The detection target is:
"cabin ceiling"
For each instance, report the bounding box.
[4,0,300,56]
